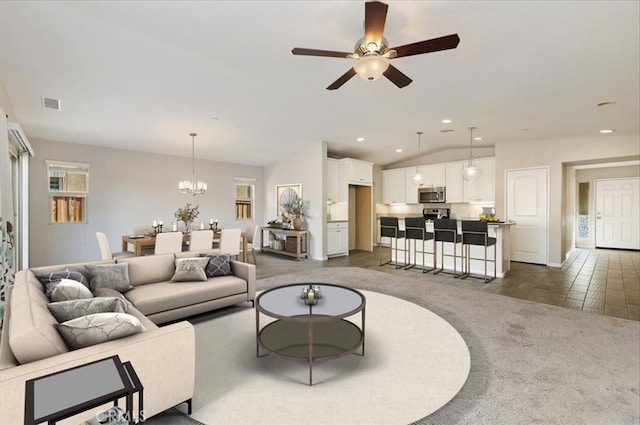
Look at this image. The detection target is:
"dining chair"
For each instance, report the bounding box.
[213,228,241,259]
[154,232,184,255]
[95,232,135,260]
[241,224,259,264]
[189,230,214,251]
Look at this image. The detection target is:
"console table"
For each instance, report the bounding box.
[24,355,143,425]
[260,227,309,260]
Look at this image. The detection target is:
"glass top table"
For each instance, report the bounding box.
[255,283,366,386]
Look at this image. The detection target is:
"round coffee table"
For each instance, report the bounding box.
[255,283,366,385]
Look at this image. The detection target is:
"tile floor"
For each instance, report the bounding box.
[254,247,640,321]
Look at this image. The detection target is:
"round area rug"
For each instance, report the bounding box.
[189,290,470,425]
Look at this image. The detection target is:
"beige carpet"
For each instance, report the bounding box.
[188,289,470,425]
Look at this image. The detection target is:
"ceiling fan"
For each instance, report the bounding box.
[292,0,460,90]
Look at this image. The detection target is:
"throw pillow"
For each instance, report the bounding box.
[200,253,233,277]
[36,267,90,297]
[54,312,144,349]
[92,287,130,310]
[85,263,133,293]
[47,297,126,323]
[50,279,94,302]
[170,257,209,282]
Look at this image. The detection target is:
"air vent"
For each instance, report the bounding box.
[440,129,454,133]
[42,96,61,110]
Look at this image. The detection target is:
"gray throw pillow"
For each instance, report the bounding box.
[170,257,209,282]
[50,279,94,302]
[85,263,133,293]
[200,253,233,277]
[47,297,126,323]
[36,267,90,297]
[54,313,144,349]
[92,287,130,309]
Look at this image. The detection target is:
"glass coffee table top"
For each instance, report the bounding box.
[257,283,364,319]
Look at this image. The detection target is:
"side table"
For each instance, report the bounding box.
[24,355,143,425]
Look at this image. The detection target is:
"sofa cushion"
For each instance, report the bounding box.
[85,263,133,293]
[35,267,90,297]
[117,254,175,286]
[54,312,144,349]
[170,258,209,282]
[50,279,94,302]
[125,276,248,316]
[93,287,130,307]
[47,297,126,322]
[200,253,233,277]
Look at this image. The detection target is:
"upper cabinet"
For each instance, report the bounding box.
[326,158,342,202]
[445,162,464,203]
[463,157,495,203]
[404,167,419,204]
[340,158,373,185]
[382,168,407,204]
[417,164,446,187]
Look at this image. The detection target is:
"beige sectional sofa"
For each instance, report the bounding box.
[0,250,256,424]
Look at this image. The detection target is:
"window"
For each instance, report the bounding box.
[46,160,90,223]
[235,178,255,220]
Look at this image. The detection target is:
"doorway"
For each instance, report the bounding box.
[506,167,549,265]
[348,185,373,251]
[595,178,640,250]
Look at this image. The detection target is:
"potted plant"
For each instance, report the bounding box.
[280,198,308,230]
[174,203,200,233]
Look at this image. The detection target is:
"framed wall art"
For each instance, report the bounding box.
[276,184,302,217]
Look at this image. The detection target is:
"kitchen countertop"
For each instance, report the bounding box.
[375,214,515,226]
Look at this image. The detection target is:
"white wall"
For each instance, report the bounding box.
[495,135,640,266]
[29,139,263,266]
[264,141,325,260]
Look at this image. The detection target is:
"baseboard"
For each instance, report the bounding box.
[548,262,562,268]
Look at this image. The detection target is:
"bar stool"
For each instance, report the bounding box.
[461,221,497,283]
[404,217,434,273]
[379,217,406,268]
[433,218,464,278]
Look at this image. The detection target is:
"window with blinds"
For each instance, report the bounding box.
[235,179,255,220]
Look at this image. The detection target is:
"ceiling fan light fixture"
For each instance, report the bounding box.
[354,55,389,81]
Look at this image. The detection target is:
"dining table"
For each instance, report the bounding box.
[122,231,248,262]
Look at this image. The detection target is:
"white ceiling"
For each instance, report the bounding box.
[1,1,638,167]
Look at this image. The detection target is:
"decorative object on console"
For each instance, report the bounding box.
[462,126,480,182]
[280,194,308,231]
[411,131,424,186]
[175,203,200,233]
[178,132,207,195]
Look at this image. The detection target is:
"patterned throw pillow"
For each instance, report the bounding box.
[199,253,233,277]
[92,287,130,309]
[50,279,94,302]
[54,312,144,349]
[36,267,90,297]
[170,257,209,282]
[47,297,126,323]
[85,263,133,293]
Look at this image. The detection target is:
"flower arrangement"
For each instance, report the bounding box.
[281,198,308,218]
[174,203,200,224]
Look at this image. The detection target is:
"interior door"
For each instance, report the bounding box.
[595,178,640,249]
[506,167,549,264]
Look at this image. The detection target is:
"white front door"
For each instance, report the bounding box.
[506,167,549,264]
[595,178,640,250]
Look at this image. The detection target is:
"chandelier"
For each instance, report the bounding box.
[178,132,207,196]
[462,126,480,182]
[411,131,425,186]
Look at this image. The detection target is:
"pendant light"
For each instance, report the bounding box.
[178,132,207,195]
[462,126,479,182]
[411,131,424,186]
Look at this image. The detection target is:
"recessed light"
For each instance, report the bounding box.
[442,119,452,124]
[356,137,365,142]
[600,129,615,134]
[597,101,616,107]
[474,137,482,141]
[395,148,403,153]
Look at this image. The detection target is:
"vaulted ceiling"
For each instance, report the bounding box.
[1,1,638,167]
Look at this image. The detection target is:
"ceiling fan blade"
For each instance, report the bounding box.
[391,34,460,58]
[364,1,389,47]
[292,47,352,58]
[383,64,412,88]
[327,68,357,90]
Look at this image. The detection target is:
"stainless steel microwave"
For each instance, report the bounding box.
[418,187,446,203]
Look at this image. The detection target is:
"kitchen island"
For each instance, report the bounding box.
[380,218,514,278]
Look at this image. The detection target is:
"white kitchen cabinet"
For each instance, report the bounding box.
[383,168,407,204]
[404,167,419,204]
[340,158,373,185]
[417,164,446,187]
[463,157,495,203]
[326,158,342,202]
[327,221,348,257]
[445,161,464,203]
